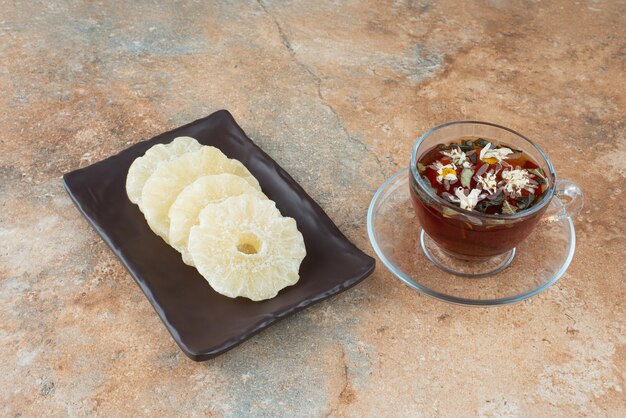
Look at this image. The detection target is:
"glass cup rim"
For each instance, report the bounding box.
[410,120,557,220]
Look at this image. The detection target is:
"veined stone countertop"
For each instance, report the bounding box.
[1,1,624,416]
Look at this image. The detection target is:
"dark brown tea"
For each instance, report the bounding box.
[418,137,548,214]
[410,137,551,257]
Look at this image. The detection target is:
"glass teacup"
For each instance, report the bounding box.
[409,121,583,277]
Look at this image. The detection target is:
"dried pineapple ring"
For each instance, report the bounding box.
[126,136,201,205]
[140,146,261,242]
[168,173,267,266]
[188,194,306,301]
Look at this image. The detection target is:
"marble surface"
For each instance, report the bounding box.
[1,0,624,416]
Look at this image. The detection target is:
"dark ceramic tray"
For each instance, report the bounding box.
[63,110,375,361]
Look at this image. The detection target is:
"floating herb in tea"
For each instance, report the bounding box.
[417,137,549,214]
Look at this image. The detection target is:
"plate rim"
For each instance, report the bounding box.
[63,110,376,360]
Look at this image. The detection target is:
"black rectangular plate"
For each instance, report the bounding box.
[63,110,375,361]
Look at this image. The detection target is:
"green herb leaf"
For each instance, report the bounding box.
[475,193,505,212]
[474,138,489,147]
[441,194,459,205]
[417,162,426,172]
[502,200,518,214]
[475,201,489,212]
[442,207,458,218]
[459,144,474,152]
[515,195,535,210]
[490,193,505,205]
[528,168,547,185]
[461,168,474,188]
[528,168,546,179]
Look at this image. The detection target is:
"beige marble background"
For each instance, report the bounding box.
[1,0,624,416]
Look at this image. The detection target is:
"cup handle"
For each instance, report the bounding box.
[542,180,584,223]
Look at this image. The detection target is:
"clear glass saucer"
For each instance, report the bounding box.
[367,168,576,306]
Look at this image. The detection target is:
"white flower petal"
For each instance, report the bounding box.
[442,148,470,168]
[477,172,498,194]
[501,169,536,197]
[480,142,514,163]
[450,187,486,211]
[434,162,457,184]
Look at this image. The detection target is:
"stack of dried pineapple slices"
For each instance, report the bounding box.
[126,136,306,301]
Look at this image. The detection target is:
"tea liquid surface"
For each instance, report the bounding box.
[417,137,548,215]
